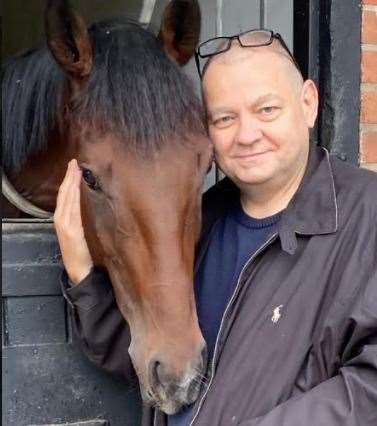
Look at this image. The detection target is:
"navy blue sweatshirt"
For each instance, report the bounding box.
[168,202,281,426]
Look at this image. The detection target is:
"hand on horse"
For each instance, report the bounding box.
[54,159,93,285]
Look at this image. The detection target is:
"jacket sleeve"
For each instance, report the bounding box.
[239,273,377,426]
[61,268,136,382]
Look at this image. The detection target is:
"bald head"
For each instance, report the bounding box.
[202,39,304,96]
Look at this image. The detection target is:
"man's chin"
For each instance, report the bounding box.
[232,170,274,187]
[219,162,275,187]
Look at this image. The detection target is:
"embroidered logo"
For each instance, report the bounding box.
[271,305,283,323]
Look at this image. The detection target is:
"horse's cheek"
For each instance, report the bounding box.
[80,193,107,267]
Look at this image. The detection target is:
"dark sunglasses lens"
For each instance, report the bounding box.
[239,30,273,46]
[199,38,231,57]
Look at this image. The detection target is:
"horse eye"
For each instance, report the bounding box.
[82,168,100,191]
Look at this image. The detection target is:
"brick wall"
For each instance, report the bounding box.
[361,0,377,172]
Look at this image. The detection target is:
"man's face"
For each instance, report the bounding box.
[202,47,318,190]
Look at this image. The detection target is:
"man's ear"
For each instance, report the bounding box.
[45,0,92,81]
[158,0,201,66]
[301,79,319,129]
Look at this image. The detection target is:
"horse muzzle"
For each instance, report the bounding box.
[146,342,208,414]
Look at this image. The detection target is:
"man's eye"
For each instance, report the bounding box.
[219,116,232,123]
[81,168,100,191]
[261,106,278,115]
[213,116,234,128]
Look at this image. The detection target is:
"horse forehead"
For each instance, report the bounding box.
[81,136,199,167]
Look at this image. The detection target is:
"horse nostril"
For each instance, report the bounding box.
[150,359,163,389]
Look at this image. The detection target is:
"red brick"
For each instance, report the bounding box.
[362,10,377,44]
[362,51,377,83]
[360,132,377,162]
[362,0,377,5]
[361,91,377,123]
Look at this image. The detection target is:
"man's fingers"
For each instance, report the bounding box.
[55,160,74,215]
[53,159,92,284]
[54,159,80,223]
[66,160,83,224]
[70,170,83,227]
[59,163,82,226]
[72,160,82,191]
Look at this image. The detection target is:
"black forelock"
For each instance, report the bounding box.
[2,18,206,174]
[75,19,206,153]
[2,47,65,174]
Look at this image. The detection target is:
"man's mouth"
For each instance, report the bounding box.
[234,150,271,160]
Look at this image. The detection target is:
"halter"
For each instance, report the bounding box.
[2,172,53,219]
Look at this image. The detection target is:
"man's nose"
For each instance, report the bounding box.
[235,115,263,145]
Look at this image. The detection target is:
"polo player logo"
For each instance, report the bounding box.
[271,305,284,323]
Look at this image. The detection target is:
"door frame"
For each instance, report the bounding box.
[294,0,361,165]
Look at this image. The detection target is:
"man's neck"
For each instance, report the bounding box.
[239,158,308,219]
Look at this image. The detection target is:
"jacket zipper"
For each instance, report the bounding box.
[188,232,278,426]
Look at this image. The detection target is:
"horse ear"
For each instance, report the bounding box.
[45,0,92,80]
[158,0,201,66]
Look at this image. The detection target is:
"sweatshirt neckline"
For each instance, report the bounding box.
[230,202,283,229]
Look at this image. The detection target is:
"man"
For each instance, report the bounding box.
[55,30,377,425]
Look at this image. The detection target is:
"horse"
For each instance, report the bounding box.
[2,0,213,415]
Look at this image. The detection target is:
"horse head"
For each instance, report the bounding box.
[45,0,212,414]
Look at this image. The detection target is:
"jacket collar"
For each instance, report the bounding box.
[278,144,338,254]
[200,144,338,256]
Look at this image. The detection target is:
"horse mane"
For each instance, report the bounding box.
[2,18,206,174]
[2,47,65,174]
